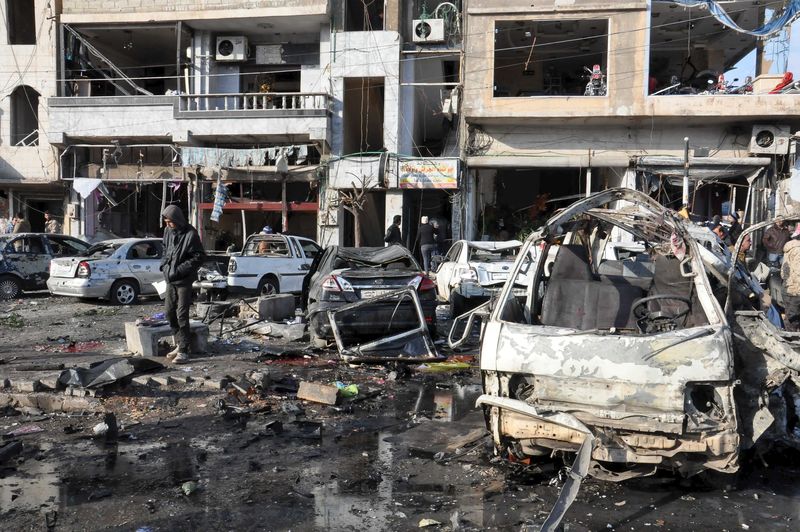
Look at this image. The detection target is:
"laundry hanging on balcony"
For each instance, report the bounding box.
[210,180,229,223]
[656,1,800,37]
[181,147,268,168]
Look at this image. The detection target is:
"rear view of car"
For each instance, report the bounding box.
[48,239,164,305]
[305,245,437,345]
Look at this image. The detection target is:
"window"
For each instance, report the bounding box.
[6,236,44,254]
[10,85,39,146]
[127,241,162,260]
[245,238,289,256]
[345,0,383,31]
[299,240,322,259]
[343,77,385,153]
[47,236,90,257]
[493,20,608,97]
[7,0,36,45]
[445,243,461,262]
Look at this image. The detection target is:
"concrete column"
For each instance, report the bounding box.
[398,56,416,156]
[385,190,403,246]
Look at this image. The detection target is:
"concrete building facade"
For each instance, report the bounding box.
[0,0,62,232]
[460,0,799,242]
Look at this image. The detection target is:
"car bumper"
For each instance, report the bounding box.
[309,298,437,339]
[47,277,112,299]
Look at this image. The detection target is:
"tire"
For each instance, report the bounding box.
[450,292,467,318]
[0,275,22,300]
[110,279,139,305]
[257,276,279,297]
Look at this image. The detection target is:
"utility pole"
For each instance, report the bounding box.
[682,137,690,209]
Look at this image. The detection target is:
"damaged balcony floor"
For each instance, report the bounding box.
[1,295,799,531]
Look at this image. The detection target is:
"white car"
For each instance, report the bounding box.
[227,234,321,296]
[435,240,524,315]
[47,238,165,305]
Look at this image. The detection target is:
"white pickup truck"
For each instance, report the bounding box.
[226,234,322,296]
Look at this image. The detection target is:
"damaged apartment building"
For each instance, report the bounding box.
[460,0,800,242]
[40,0,464,253]
[47,0,332,248]
[319,0,463,251]
[0,0,62,231]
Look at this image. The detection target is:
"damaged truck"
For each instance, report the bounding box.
[475,188,800,486]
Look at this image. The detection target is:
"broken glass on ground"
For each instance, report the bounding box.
[328,287,444,363]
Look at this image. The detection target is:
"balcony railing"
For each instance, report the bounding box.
[177,92,330,113]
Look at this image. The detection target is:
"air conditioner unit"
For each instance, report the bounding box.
[750,125,791,155]
[413,19,445,43]
[216,36,248,62]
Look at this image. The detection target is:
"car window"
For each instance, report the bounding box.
[127,241,163,260]
[468,245,520,262]
[48,236,90,257]
[5,236,44,254]
[85,242,123,258]
[244,238,290,257]
[299,240,322,259]
[445,243,461,262]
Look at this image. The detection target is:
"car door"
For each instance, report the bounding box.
[3,235,50,289]
[436,243,462,300]
[277,237,308,292]
[125,240,164,294]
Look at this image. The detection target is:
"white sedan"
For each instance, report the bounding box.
[47,238,165,305]
[435,240,523,315]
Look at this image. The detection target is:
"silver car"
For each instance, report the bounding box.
[47,238,164,305]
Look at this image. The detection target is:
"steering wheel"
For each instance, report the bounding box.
[632,295,692,334]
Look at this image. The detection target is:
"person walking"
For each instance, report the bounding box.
[763,220,791,264]
[384,215,402,246]
[160,205,205,364]
[782,226,800,331]
[44,211,62,234]
[418,216,437,275]
[12,212,30,233]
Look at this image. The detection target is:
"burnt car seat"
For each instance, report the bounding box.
[541,244,647,330]
[646,254,707,328]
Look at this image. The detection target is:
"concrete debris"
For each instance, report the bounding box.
[58,357,163,389]
[0,441,23,463]
[297,381,340,405]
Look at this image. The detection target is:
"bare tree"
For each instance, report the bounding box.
[330,172,372,247]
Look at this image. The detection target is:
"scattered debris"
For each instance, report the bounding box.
[297,381,340,405]
[6,424,45,437]
[419,518,442,528]
[181,481,198,496]
[58,357,163,389]
[0,441,23,463]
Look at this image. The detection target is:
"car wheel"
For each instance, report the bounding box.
[450,292,467,318]
[0,275,22,300]
[110,279,139,305]
[258,276,279,297]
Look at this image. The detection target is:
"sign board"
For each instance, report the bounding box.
[398,158,459,189]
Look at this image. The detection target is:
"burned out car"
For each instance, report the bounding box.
[303,245,437,349]
[0,233,91,299]
[476,188,800,487]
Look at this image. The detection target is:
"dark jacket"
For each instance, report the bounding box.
[160,205,205,287]
[763,224,791,254]
[418,223,437,247]
[384,223,402,245]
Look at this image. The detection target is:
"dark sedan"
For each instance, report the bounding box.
[0,233,91,299]
[302,245,437,346]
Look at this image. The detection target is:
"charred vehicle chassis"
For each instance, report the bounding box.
[477,188,800,484]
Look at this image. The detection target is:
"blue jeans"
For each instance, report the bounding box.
[421,244,436,273]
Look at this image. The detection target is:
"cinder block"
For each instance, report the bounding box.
[132,376,154,386]
[297,381,339,405]
[38,377,61,391]
[150,375,174,387]
[14,379,42,393]
[125,321,209,357]
[202,377,230,390]
[241,294,296,322]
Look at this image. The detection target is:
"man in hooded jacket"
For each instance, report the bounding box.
[160,205,205,363]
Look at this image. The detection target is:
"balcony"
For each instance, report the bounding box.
[61,0,329,21]
[48,93,331,145]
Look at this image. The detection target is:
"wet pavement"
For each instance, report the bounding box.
[2,295,800,531]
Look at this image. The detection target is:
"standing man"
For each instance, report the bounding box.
[384,215,402,246]
[44,211,62,234]
[782,225,800,331]
[418,215,437,275]
[12,212,30,233]
[763,220,791,264]
[160,205,205,364]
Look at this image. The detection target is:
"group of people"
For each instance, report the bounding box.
[384,215,446,274]
[2,211,61,234]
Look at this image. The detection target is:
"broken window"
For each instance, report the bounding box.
[344,0,384,31]
[648,2,798,95]
[343,77,385,154]
[10,85,39,146]
[493,20,608,97]
[7,0,36,45]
